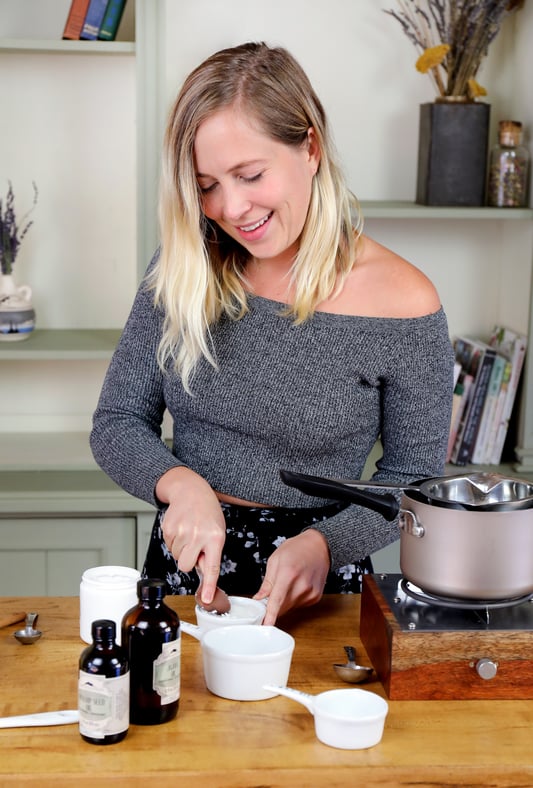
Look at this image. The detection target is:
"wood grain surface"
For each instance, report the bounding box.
[360,574,533,700]
[1,592,532,786]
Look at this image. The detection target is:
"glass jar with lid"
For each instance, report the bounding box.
[487,120,530,207]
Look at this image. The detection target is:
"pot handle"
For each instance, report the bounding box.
[399,509,425,538]
[280,470,399,521]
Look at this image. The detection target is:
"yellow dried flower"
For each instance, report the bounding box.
[467,78,487,98]
[416,44,450,74]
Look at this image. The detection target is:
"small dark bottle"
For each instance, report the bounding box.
[78,619,129,745]
[122,578,181,725]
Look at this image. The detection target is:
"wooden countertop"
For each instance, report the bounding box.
[0,593,532,787]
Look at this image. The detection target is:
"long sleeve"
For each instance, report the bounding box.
[308,314,454,567]
[90,267,184,506]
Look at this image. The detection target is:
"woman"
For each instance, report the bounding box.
[90,42,454,625]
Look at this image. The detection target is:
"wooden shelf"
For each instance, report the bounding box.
[0,328,121,360]
[0,38,134,54]
[360,200,533,220]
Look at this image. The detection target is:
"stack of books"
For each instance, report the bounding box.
[62,0,127,42]
[447,325,527,466]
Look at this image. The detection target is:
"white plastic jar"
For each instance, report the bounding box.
[80,565,141,645]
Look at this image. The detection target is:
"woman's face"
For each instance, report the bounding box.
[194,106,320,266]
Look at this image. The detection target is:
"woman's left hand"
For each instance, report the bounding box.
[253,529,331,625]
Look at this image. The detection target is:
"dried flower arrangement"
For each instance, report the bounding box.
[384,0,526,99]
[0,181,38,276]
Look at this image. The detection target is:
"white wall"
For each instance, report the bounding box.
[0,0,531,435]
[161,0,531,200]
[162,0,435,200]
[0,3,137,331]
[0,1,136,434]
[160,0,533,339]
[0,52,137,330]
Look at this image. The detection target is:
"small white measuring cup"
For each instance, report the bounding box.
[263,684,388,749]
[183,595,267,637]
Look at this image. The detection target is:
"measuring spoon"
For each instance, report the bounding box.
[14,613,43,645]
[333,645,373,683]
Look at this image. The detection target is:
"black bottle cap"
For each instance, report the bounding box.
[91,619,116,641]
[138,578,166,602]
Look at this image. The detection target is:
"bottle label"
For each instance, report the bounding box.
[78,671,129,738]
[153,638,181,705]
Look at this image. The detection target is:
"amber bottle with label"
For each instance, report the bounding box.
[121,578,181,725]
[78,619,129,745]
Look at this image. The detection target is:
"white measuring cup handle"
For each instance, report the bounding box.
[180,620,202,640]
[262,684,316,714]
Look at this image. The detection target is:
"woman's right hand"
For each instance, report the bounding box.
[155,466,226,605]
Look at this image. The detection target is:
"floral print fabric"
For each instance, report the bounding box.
[142,501,373,596]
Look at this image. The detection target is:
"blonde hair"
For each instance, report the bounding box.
[152,42,362,391]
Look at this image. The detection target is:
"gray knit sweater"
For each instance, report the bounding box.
[90,271,455,570]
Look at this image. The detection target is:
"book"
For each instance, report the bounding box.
[471,352,506,464]
[452,360,462,389]
[98,0,127,41]
[450,337,497,465]
[488,326,527,465]
[484,359,512,463]
[444,360,464,461]
[62,0,92,40]
[80,0,110,40]
[446,373,473,463]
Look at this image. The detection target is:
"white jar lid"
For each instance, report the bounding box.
[81,565,140,589]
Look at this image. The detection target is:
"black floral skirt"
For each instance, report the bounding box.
[141,501,373,596]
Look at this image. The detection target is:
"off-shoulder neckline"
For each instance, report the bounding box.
[246,292,444,325]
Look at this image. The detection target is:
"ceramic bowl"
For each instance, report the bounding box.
[200,624,295,701]
[195,595,267,632]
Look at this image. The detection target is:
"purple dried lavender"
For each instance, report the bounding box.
[0,181,38,276]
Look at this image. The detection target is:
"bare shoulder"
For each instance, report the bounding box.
[323,234,441,318]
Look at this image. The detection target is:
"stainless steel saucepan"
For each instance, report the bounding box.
[280,469,533,601]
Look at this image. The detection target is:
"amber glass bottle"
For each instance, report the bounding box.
[122,578,181,725]
[78,619,129,745]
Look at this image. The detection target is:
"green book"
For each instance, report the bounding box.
[98,0,127,41]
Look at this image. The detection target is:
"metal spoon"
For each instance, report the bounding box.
[13,613,43,645]
[333,645,373,684]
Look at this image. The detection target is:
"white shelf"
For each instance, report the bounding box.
[360,200,533,220]
[0,467,154,515]
[1,431,97,472]
[0,38,134,54]
[0,329,121,360]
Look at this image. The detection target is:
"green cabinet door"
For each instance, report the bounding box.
[0,516,136,595]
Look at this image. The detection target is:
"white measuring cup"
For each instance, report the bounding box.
[183,625,294,701]
[182,595,267,637]
[263,684,388,749]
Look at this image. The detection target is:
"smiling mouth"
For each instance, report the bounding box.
[239,212,273,232]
